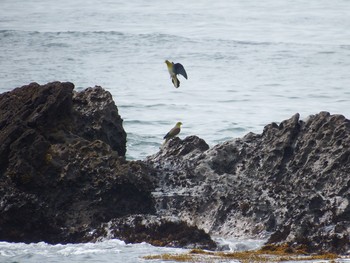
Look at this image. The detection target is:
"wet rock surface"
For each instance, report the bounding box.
[87,215,217,250]
[0,82,214,249]
[1,82,350,253]
[0,82,154,243]
[146,112,350,254]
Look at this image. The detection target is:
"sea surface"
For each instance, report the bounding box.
[1,0,350,262]
[0,239,266,263]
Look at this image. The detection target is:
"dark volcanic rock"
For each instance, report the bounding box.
[87,215,217,250]
[0,82,153,243]
[147,112,350,254]
[72,86,126,156]
[2,81,350,253]
[0,81,215,250]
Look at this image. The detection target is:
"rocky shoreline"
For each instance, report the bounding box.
[0,82,349,254]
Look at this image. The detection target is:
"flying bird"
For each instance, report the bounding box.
[163,122,182,143]
[165,60,188,88]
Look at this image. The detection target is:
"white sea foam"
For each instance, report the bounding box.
[0,239,345,263]
[0,240,187,263]
[0,1,349,261]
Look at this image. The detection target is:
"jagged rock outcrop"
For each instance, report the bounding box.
[87,215,217,250]
[0,82,215,249]
[0,82,149,242]
[1,82,350,254]
[146,112,350,254]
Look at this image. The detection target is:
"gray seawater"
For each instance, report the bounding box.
[1,0,350,262]
[0,239,269,263]
[0,240,187,263]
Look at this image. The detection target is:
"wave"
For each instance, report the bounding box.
[2,29,342,50]
[0,29,124,37]
[0,29,184,40]
[0,29,286,48]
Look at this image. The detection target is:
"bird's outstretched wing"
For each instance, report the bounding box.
[173,63,188,79]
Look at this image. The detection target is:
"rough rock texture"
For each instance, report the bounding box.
[2,82,350,253]
[87,215,217,250]
[0,82,148,243]
[146,112,350,254]
[0,82,215,249]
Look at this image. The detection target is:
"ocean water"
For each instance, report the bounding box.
[1,0,350,160]
[1,0,350,261]
[0,240,189,263]
[0,238,268,263]
[0,239,349,263]
[2,239,347,263]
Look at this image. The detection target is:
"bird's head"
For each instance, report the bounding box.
[176,122,182,127]
[165,60,172,67]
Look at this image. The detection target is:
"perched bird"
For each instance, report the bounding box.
[165,60,188,88]
[163,122,182,143]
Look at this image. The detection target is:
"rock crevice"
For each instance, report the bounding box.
[146,111,350,253]
[1,82,349,253]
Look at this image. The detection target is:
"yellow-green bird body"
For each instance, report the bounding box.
[165,60,188,88]
[163,122,182,143]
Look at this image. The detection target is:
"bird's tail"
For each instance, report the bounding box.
[162,138,169,146]
[171,76,180,88]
